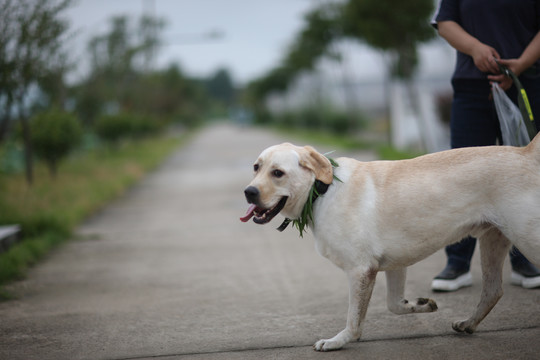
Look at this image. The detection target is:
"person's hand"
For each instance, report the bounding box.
[487,73,513,91]
[471,43,501,74]
[487,58,525,91]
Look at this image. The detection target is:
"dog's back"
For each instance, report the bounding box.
[314,137,540,269]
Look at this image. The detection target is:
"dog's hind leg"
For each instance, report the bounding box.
[314,267,377,352]
[385,268,438,314]
[452,228,511,334]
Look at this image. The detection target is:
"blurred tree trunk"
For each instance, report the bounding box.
[20,115,34,184]
[0,96,13,144]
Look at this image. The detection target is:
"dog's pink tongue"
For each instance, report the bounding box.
[240,204,257,222]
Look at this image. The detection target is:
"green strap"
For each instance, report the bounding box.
[496,62,537,140]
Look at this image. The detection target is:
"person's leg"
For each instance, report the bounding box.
[509,249,540,288]
[432,80,498,292]
[432,237,476,292]
[450,80,500,149]
[445,236,477,270]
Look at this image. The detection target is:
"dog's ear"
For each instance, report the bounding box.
[299,146,334,185]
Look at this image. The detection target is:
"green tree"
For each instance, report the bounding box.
[246,0,436,140]
[128,64,208,126]
[69,12,233,131]
[94,113,135,145]
[205,68,236,105]
[250,0,434,96]
[0,0,73,184]
[247,4,339,100]
[75,15,164,124]
[342,0,435,148]
[342,0,435,79]
[73,15,210,129]
[31,109,82,177]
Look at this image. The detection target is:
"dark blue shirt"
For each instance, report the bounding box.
[432,0,540,79]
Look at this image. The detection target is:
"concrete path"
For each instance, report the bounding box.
[1,123,539,360]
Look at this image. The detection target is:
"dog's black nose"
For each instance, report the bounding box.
[244,186,259,204]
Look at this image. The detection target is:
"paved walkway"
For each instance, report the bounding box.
[1,123,539,360]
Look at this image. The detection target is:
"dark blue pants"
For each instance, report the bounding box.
[447,78,540,271]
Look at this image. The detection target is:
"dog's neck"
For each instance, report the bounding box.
[276,179,330,235]
[313,179,330,199]
[277,155,340,236]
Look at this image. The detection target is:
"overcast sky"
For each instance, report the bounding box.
[65,0,454,88]
[65,0,320,84]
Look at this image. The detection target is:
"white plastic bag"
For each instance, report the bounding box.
[492,82,530,147]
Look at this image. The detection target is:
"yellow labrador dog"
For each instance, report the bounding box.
[241,140,540,351]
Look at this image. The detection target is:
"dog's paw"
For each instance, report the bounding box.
[314,329,357,351]
[388,297,438,315]
[415,297,438,312]
[452,320,476,334]
[313,338,344,352]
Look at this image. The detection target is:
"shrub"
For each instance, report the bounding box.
[328,112,361,135]
[271,106,367,135]
[31,109,82,177]
[94,113,133,145]
[130,114,163,137]
[300,107,324,129]
[95,113,163,145]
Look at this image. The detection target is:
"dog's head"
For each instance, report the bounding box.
[240,143,333,224]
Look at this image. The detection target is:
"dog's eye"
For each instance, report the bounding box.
[272,169,285,178]
[254,164,259,172]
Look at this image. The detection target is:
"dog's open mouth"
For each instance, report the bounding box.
[240,196,288,224]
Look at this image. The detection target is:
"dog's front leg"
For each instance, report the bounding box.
[386,268,438,314]
[314,267,377,352]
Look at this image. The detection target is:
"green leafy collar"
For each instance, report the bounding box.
[277,156,341,237]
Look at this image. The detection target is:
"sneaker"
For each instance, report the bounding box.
[511,262,540,289]
[431,265,473,292]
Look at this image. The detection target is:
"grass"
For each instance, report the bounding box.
[375,144,425,160]
[0,133,189,297]
[271,125,424,160]
[273,125,372,150]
